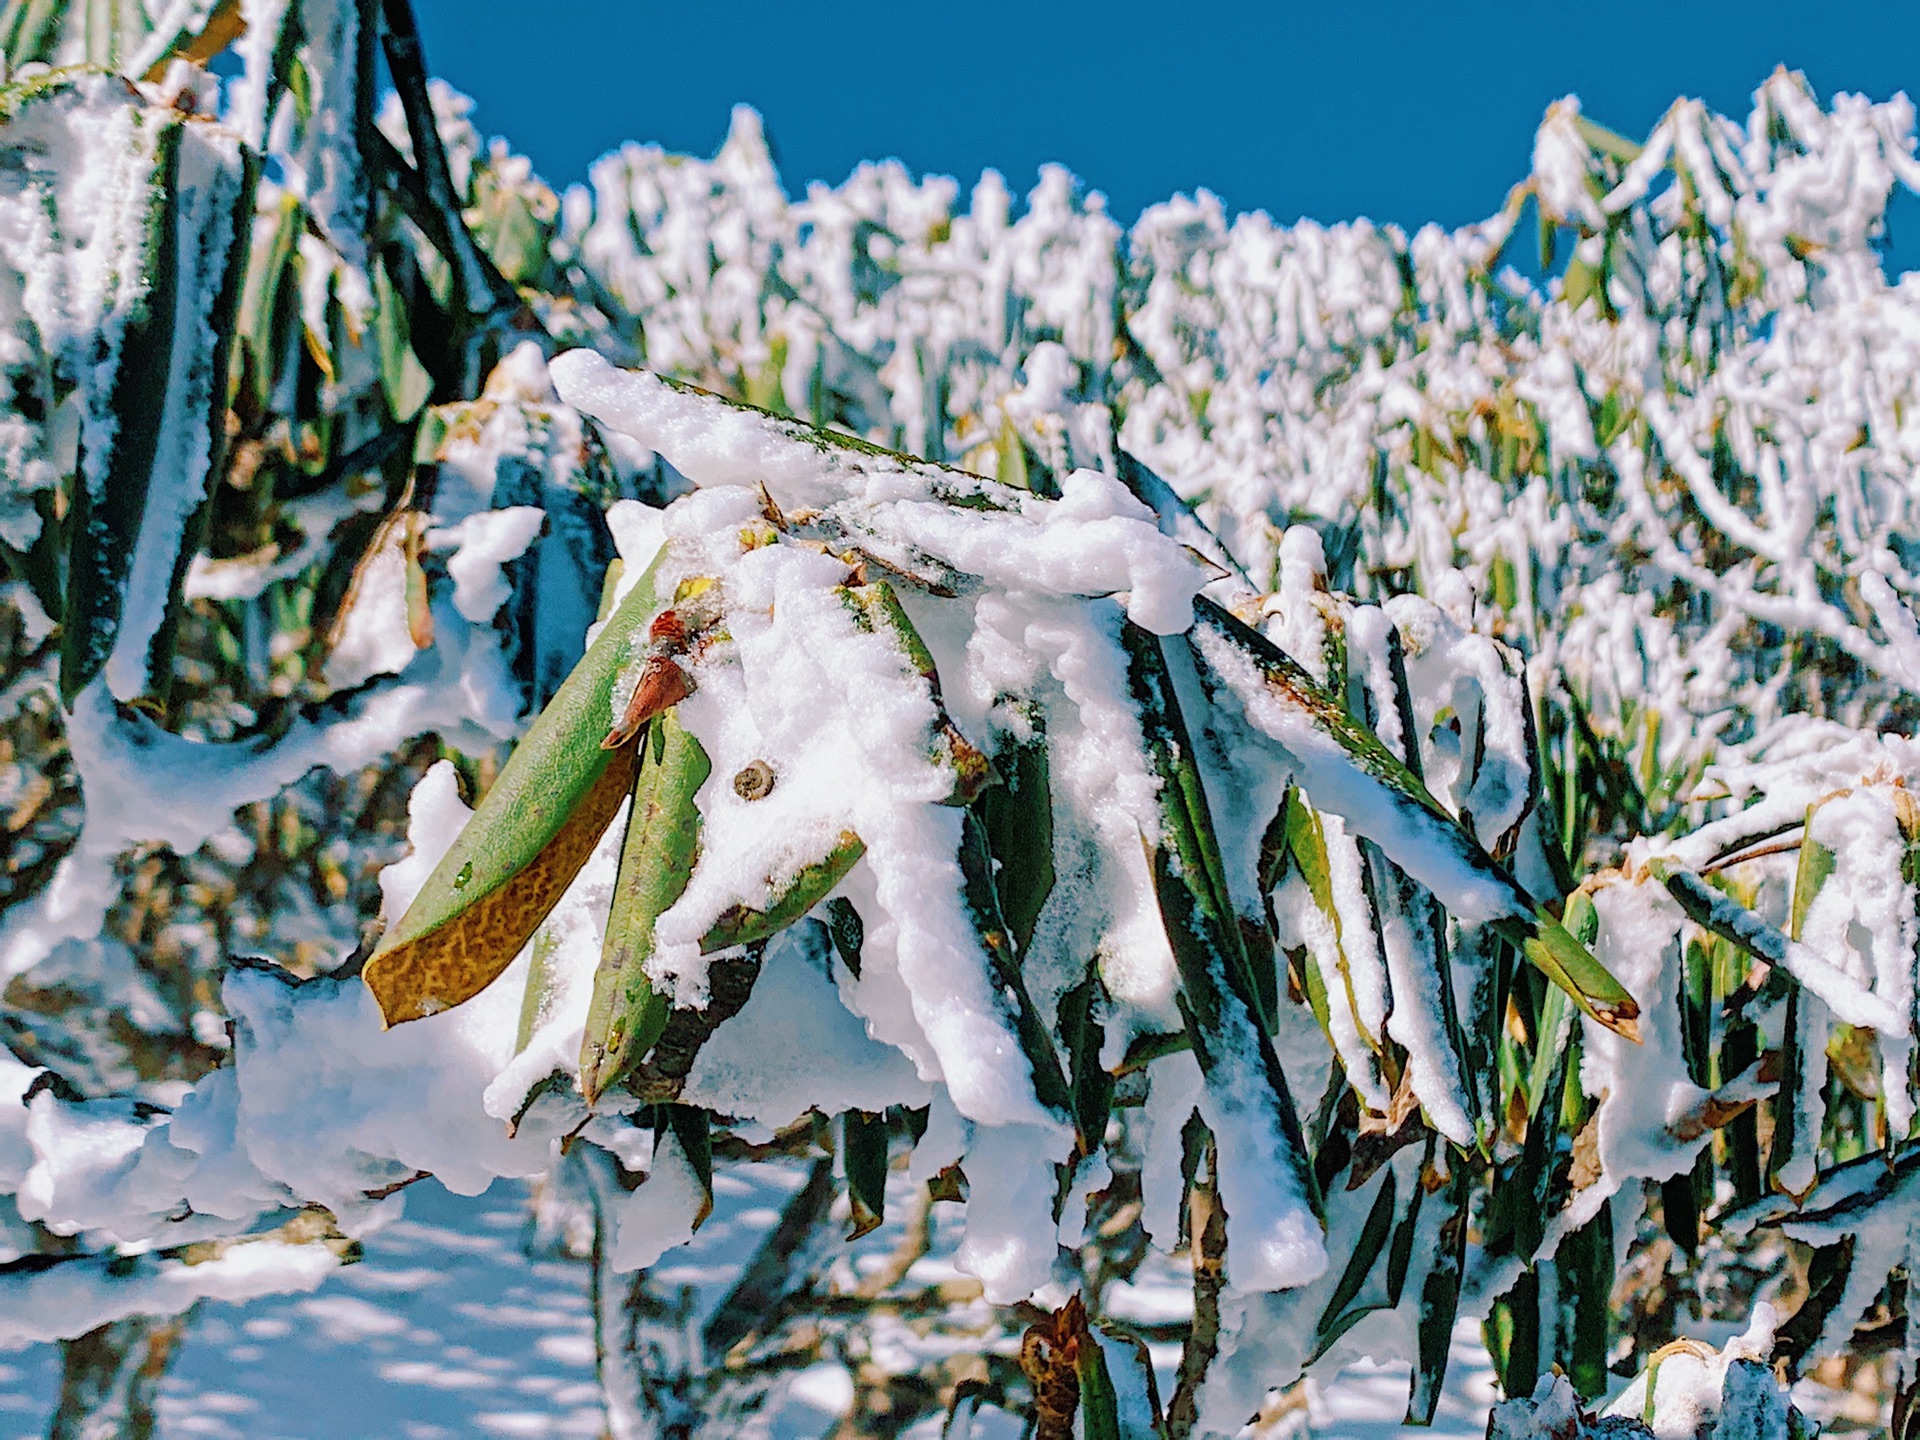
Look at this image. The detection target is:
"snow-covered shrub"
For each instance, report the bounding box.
[3,2,1920,1435]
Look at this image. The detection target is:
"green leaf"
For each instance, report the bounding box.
[1,0,63,69]
[1562,259,1603,313]
[1774,1237,1856,1375]
[824,896,863,977]
[1279,788,1354,1045]
[1189,598,1640,1042]
[240,192,302,414]
[843,579,993,804]
[363,553,666,1025]
[1088,1324,1167,1440]
[1486,1267,1542,1401]
[1057,971,1115,1156]
[373,255,433,421]
[1407,1156,1469,1424]
[658,1102,714,1231]
[1362,839,1481,1148]
[994,414,1030,491]
[1789,805,1837,944]
[56,110,170,702]
[698,831,866,953]
[514,926,559,1055]
[1767,982,1814,1200]
[1123,621,1322,1222]
[49,101,253,704]
[1074,1321,1124,1440]
[979,734,1055,954]
[1309,1168,1398,1364]
[1559,1199,1615,1400]
[578,709,711,1106]
[483,189,549,286]
[1573,113,1646,164]
[1652,860,1904,1033]
[958,810,1075,1124]
[1500,907,1643,1046]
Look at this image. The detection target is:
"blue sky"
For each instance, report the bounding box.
[414,1,1920,259]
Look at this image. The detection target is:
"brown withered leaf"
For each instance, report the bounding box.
[363,745,638,1024]
[1021,1295,1091,1440]
[1568,1108,1604,1191]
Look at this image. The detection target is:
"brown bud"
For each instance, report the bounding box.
[602,657,696,749]
[648,608,689,650]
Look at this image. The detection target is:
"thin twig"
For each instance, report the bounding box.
[375,0,517,321]
[1699,834,1804,876]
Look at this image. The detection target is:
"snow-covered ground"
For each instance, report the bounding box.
[1,1171,879,1440]
[0,1177,1501,1439]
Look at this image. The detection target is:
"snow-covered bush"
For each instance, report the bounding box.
[3,2,1920,1435]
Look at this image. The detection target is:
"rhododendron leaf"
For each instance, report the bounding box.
[579,708,711,1106]
[1190,599,1639,1039]
[363,554,665,1025]
[841,1109,889,1241]
[698,831,866,954]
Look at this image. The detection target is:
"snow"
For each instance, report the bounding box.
[677,924,931,1127]
[432,508,548,624]
[100,112,248,704]
[0,1237,343,1351]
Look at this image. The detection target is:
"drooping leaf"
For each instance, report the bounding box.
[1309,1168,1398,1365]
[1559,1198,1615,1401]
[1074,1322,1124,1440]
[1653,860,1903,1033]
[1057,970,1115,1157]
[657,1102,714,1231]
[372,253,434,420]
[958,810,1075,1124]
[1123,621,1323,1223]
[1362,838,1482,1149]
[980,734,1055,955]
[1486,1267,1542,1401]
[578,708,712,1105]
[492,453,618,715]
[513,926,559,1055]
[843,578,993,804]
[50,122,175,696]
[1188,597,1640,1041]
[824,895,863,977]
[1088,1324,1166,1440]
[1789,804,1838,944]
[362,553,666,1025]
[56,99,254,705]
